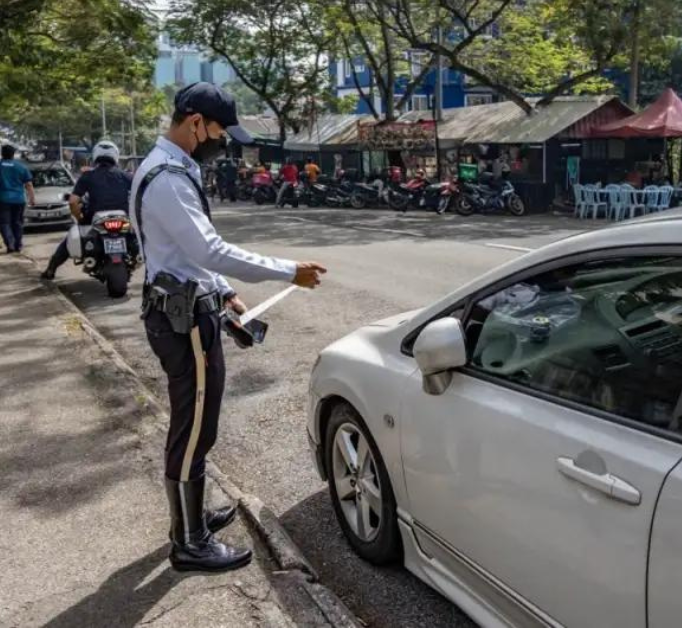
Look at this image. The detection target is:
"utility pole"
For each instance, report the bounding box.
[129,94,137,155]
[58,127,64,164]
[101,95,107,138]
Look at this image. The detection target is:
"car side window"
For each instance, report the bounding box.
[466,256,682,434]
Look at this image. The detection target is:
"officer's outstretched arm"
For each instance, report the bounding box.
[154,173,297,283]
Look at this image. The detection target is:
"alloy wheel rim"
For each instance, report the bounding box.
[332,423,383,542]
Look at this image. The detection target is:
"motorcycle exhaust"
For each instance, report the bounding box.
[83,257,97,270]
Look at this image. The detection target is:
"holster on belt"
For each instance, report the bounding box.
[141,272,198,334]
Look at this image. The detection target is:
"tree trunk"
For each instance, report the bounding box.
[629,0,641,108]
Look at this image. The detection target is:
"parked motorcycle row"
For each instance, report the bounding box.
[219,171,526,217]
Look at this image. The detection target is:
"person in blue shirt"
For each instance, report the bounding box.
[0,144,35,253]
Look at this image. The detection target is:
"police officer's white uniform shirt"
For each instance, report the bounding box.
[130,137,296,296]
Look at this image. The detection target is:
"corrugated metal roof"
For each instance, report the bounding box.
[400,96,629,145]
[238,115,280,140]
[284,114,374,151]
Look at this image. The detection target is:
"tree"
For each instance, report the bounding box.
[620,0,682,106]
[464,0,614,98]
[375,0,636,114]
[223,80,267,115]
[321,0,436,121]
[0,0,156,120]
[15,87,166,153]
[168,0,332,144]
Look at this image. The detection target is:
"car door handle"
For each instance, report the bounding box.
[557,457,641,505]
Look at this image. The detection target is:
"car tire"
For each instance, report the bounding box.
[324,402,402,565]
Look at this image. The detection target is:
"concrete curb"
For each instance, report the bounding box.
[18,254,360,628]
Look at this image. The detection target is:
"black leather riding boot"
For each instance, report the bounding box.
[166,477,236,539]
[165,477,252,572]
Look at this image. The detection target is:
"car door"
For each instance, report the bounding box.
[647,460,682,627]
[400,251,682,627]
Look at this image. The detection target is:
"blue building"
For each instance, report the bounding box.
[153,30,236,89]
[329,53,498,115]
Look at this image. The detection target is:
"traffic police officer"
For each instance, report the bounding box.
[130,82,326,573]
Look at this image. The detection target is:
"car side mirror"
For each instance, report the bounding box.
[63,193,70,201]
[413,318,467,395]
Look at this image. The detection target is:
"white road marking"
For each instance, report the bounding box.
[484,243,535,253]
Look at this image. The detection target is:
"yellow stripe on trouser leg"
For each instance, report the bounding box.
[180,326,207,482]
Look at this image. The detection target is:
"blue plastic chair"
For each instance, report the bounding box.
[643,186,660,213]
[583,185,608,219]
[620,187,647,220]
[604,184,623,220]
[655,186,674,211]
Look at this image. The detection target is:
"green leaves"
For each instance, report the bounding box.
[0,0,156,122]
[168,0,332,140]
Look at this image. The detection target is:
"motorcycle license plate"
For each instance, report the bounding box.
[104,238,127,254]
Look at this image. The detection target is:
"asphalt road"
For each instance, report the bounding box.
[23,204,593,628]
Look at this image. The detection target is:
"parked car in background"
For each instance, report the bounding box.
[308,210,682,628]
[24,162,74,228]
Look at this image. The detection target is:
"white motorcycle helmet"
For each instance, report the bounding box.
[92,140,120,165]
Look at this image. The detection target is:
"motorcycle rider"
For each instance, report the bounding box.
[41,141,132,280]
[276,157,299,207]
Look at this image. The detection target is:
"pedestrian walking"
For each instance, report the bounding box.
[0,144,35,253]
[130,82,326,573]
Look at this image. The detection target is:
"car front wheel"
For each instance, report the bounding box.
[325,403,402,565]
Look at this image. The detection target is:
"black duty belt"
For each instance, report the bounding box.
[195,291,222,314]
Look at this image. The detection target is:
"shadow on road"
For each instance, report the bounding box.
[215,208,593,250]
[281,489,474,628]
[43,546,178,628]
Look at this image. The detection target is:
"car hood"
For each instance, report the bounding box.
[33,186,69,204]
[366,308,422,328]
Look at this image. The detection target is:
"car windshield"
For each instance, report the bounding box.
[31,169,72,188]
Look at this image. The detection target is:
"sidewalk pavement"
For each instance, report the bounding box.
[0,255,329,628]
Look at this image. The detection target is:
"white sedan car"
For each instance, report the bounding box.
[308,211,682,628]
[24,162,74,228]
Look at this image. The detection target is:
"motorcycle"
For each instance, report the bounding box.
[387,178,430,212]
[66,210,140,298]
[323,178,356,208]
[252,172,278,205]
[436,179,461,214]
[236,179,253,201]
[299,181,329,207]
[456,175,525,216]
[348,180,390,209]
[276,180,301,208]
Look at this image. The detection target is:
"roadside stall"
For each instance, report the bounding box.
[228,115,281,166]
[356,119,438,178]
[400,96,633,212]
[593,87,682,185]
[283,114,373,177]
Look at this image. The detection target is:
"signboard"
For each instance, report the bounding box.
[358,120,437,151]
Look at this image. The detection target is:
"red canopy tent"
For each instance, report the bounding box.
[593,88,682,138]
